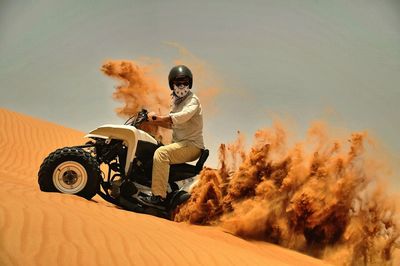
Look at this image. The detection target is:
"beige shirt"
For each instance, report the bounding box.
[169,92,204,149]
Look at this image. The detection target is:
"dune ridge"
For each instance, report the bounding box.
[0,108,328,265]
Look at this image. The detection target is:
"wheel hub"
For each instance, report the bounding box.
[52,161,88,194]
[63,170,78,185]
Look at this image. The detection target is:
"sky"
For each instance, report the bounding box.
[1,0,400,186]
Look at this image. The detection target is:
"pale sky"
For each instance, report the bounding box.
[1,1,399,186]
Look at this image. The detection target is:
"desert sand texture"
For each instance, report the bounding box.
[0,108,330,266]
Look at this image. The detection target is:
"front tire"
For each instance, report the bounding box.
[38,147,101,200]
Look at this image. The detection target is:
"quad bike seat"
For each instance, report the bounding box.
[169,149,209,182]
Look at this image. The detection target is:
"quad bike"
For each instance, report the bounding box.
[38,109,209,219]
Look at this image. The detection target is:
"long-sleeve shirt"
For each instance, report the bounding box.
[169,92,204,149]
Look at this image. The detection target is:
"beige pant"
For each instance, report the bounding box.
[152,141,201,198]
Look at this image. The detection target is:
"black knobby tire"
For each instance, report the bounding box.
[168,191,190,220]
[38,147,101,200]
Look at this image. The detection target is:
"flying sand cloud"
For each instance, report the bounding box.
[175,121,400,265]
[101,59,171,142]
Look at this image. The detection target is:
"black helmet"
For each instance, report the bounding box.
[168,65,193,90]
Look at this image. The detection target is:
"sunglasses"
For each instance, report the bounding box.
[173,80,190,87]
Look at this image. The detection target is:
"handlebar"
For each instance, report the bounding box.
[124,109,149,127]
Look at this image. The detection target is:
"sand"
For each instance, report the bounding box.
[0,108,330,265]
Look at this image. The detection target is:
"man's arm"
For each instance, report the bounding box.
[169,97,199,125]
[147,113,172,129]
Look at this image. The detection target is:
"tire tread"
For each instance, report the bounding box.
[38,147,101,200]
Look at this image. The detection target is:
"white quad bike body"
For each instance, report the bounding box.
[38,110,209,219]
[86,124,157,175]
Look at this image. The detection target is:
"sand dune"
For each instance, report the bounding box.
[0,108,329,265]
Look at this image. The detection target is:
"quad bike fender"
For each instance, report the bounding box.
[85,124,157,175]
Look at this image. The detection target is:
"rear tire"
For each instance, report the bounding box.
[38,147,101,200]
[168,191,190,220]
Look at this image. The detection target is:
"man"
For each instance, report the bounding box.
[137,65,204,209]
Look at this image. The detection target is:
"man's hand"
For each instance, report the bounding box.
[146,111,172,129]
[147,111,158,121]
